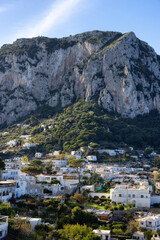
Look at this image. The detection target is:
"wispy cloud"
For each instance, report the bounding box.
[13,0,83,39]
[0,4,13,13]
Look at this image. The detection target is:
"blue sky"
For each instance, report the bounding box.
[0,0,160,54]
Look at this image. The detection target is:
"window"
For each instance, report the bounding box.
[141,195,144,198]
[128,194,131,198]
[133,194,135,198]
[119,194,122,197]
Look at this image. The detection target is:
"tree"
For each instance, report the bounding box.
[71,193,86,204]
[56,154,65,160]
[71,206,99,227]
[154,173,160,181]
[30,116,40,127]
[21,166,43,175]
[127,220,139,233]
[155,156,160,168]
[86,173,104,185]
[0,157,5,170]
[45,160,53,174]
[58,224,100,240]
[35,223,54,240]
[22,156,28,162]
[30,159,43,167]
[144,148,153,157]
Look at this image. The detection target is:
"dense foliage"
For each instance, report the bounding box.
[1,99,160,155]
[31,99,160,151]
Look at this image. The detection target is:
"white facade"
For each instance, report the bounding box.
[133,231,145,240]
[5,161,22,170]
[138,215,160,232]
[93,229,111,240]
[53,151,60,156]
[71,151,82,159]
[6,139,17,147]
[87,156,97,161]
[1,169,20,180]
[0,180,16,202]
[110,184,150,207]
[0,216,8,239]
[35,152,43,158]
[36,174,64,185]
[98,149,116,156]
[52,159,67,167]
[23,143,36,149]
[81,185,95,192]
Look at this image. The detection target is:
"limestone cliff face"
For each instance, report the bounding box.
[0,30,160,124]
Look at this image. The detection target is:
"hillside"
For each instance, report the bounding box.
[1,99,160,156]
[0,30,160,125]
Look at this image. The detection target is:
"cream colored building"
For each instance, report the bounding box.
[110,184,150,207]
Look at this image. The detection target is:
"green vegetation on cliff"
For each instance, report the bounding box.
[1,99,160,154]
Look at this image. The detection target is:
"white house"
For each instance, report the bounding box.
[36,174,64,185]
[0,216,8,239]
[35,152,43,158]
[6,139,17,147]
[138,215,160,232]
[23,142,36,149]
[87,156,97,161]
[5,161,22,170]
[53,151,60,156]
[133,231,145,240]
[52,159,68,167]
[110,184,150,207]
[116,149,125,155]
[1,169,20,180]
[98,149,116,156]
[93,229,111,240]
[20,135,31,140]
[0,180,17,202]
[71,151,82,159]
[81,185,95,192]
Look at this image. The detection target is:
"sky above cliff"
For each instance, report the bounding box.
[0,0,160,54]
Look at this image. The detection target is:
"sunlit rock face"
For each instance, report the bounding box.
[0,30,160,125]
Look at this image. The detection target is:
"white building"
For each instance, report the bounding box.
[5,161,22,170]
[138,215,160,232]
[53,151,60,156]
[52,159,67,167]
[0,180,17,202]
[87,156,97,161]
[110,184,150,207]
[81,185,95,192]
[98,149,116,156]
[36,174,64,185]
[6,139,17,147]
[71,151,82,159]
[133,231,145,240]
[35,152,43,158]
[93,229,111,240]
[0,216,8,239]
[23,143,36,149]
[1,169,20,180]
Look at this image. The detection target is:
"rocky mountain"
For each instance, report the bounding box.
[0,30,160,125]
